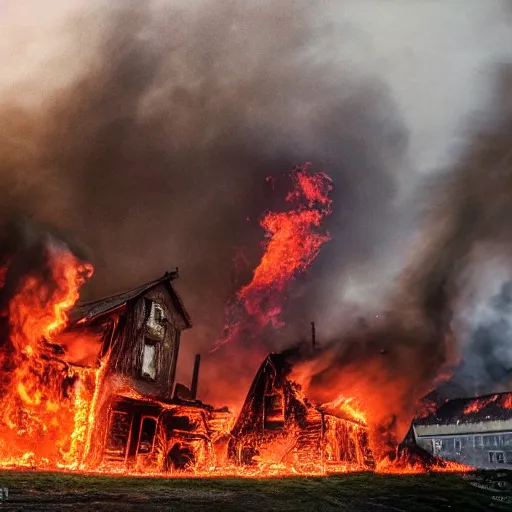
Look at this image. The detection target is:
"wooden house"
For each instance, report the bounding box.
[57,270,226,472]
[67,269,191,401]
[228,352,373,472]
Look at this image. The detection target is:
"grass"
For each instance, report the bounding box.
[0,470,509,511]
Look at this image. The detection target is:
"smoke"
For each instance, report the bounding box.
[292,66,512,453]
[432,68,512,400]
[452,280,512,396]
[0,0,512,408]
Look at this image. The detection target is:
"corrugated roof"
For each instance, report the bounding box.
[414,391,512,426]
[68,270,192,328]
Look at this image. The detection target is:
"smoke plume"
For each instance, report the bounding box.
[0,0,511,409]
[292,66,512,452]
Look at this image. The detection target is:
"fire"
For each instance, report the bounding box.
[463,395,498,415]
[504,395,512,409]
[0,177,472,478]
[0,242,96,469]
[322,396,368,425]
[376,457,471,475]
[215,163,332,350]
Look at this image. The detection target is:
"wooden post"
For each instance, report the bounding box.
[311,321,316,350]
[190,354,201,399]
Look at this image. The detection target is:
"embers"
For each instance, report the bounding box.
[101,398,216,473]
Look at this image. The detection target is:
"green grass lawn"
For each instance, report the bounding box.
[0,470,509,511]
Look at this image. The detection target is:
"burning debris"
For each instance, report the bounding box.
[229,351,372,474]
[0,164,475,477]
[0,237,467,476]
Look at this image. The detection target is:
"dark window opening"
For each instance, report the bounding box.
[137,417,157,454]
[264,392,285,429]
[167,442,195,470]
[488,451,505,464]
[105,411,131,458]
[145,300,166,341]
[154,304,165,323]
[166,415,196,432]
[455,439,462,453]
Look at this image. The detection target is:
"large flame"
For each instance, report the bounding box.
[0,175,473,477]
[215,163,333,350]
[0,242,96,469]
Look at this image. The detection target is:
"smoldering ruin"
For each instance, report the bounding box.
[1,0,512,474]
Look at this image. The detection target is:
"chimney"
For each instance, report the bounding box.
[190,354,201,400]
[311,321,316,351]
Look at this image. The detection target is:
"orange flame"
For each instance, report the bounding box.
[322,396,368,425]
[215,163,332,350]
[0,243,96,469]
[0,197,473,478]
[463,395,498,415]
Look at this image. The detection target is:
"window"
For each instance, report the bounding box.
[433,439,443,453]
[141,344,157,380]
[264,392,285,429]
[474,436,483,448]
[483,435,499,447]
[455,439,462,453]
[153,303,165,324]
[141,300,167,380]
[137,417,157,454]
[145,300,166,341]
[489,451,505,464]
[105,411,131,458]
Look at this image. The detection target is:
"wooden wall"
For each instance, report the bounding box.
[107,283,182,401]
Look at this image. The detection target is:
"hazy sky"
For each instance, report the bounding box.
[1,1,512,401]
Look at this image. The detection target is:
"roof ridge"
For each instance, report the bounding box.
[75,270,178,307]
[68,269,191,328]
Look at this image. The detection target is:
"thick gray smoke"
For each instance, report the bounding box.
[432,68,512,400]
[293,67,512,453]
[451,281,512,396]
[0,1,511,406]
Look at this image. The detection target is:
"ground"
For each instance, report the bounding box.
[0,470,510,511]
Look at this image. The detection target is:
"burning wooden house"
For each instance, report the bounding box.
[51,270,231,472]
[1,258,378,474]
[229,352,373,472]
[412,392,512,469]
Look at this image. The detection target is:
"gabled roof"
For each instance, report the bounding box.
[231,350,367,439]
[69,270,192,329]
[414,391,512,426]
[230,352,296,437]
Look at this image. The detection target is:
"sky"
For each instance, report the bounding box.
[1,1,512,404]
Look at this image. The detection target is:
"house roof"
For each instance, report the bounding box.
[68,270,192,329]
[230,352,296,436]
[414,391,512,426]
[231,350,366,436]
